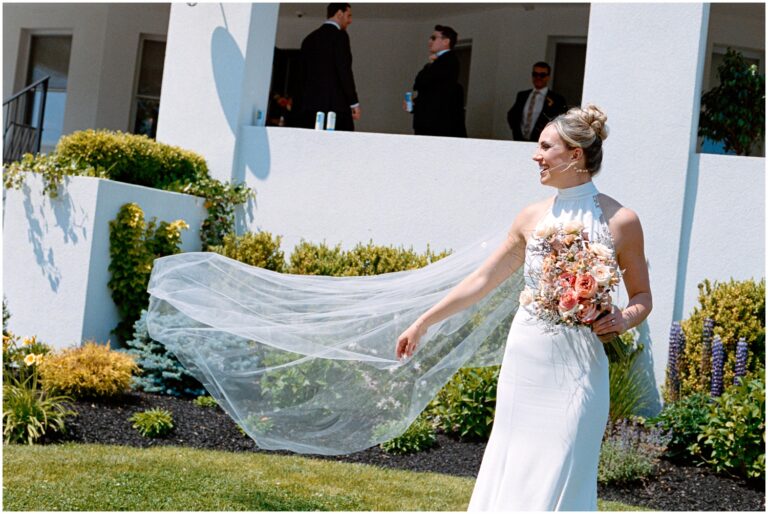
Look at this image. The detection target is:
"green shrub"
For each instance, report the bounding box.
[130,408,174,438]
[378,415,437,455]
[4,130,254,251]
[209,231,285,271]
[39,342,139,399]
[125,310,206,398]
[428,366,498,441]
[608,331,651,423]
[288,239,451,276]
[598,418,671,485]
[678,278,765,400]
[109,203,187,343]
[648,393,711,464]
[342,242,451,276]
[194,395,218,408]
[288,240,346,276]
[3,367,75,445]
[55,129,208,190]
[692,372,765,479]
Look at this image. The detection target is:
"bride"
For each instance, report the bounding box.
[395,104,652,511]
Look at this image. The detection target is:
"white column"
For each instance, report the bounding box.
[156,3,278,182]
[582,3,710,407]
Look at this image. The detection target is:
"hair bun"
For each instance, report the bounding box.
[582,104,608,140]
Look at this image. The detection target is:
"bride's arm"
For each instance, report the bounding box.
[592,207,652,340]
[395,210,529,359]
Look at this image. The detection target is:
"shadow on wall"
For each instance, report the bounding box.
[635,320,662,415]
[211,21,271,184]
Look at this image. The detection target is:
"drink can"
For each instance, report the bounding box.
[314,111,325,130]
[326,111,336,131]
[405,92,413,112]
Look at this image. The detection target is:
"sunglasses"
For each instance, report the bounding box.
[532,72,549,78]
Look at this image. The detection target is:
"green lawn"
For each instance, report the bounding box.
[3,443,648,511]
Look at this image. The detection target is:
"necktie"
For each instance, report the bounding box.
[523,91,539,139]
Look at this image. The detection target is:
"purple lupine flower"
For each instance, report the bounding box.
[734,337,748,385]
[666,322,681,401]
[701,317,714,390]
[711,335,725,397]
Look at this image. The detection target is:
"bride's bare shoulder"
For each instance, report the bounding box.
[509,196,554,240]
[597,193,643,243]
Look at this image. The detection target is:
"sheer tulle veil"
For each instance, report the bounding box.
[146,228,524,455]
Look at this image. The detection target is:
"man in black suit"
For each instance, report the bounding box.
[297,3,360,131]
[408,25,467,138]
[507,62,568,141]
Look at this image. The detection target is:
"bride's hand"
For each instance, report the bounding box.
[592,306,626,343]
[395,321,427,360]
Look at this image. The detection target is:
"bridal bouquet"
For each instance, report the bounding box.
[520,219,621,329]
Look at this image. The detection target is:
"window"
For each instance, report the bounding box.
[132,36,166,139]
[549,37,587,108]
[454,40,472,109]
[26,35,72,153]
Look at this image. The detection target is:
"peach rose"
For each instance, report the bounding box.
[562,234,576,247]
[558,289,579,316]
[577,301,600,324]
[541,255,555,275]
[592,264,612,287]
[575,273,598,298]
[558,272,576,289]
[534,221,557,239]
[563,220,584,234]
[589,242,613,260]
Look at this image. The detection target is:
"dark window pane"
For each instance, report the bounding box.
[27,35,72,90]
[134,98,159,139]
[137,40,166,97]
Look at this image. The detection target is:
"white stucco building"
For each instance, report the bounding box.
[3,3,765,408]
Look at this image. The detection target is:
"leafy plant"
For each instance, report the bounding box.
[342,241,451,276]
[124,310,205,398]
[3,359,75,445]
[3,333,53,381]
[699,49,765,156]
[647,393,711,463]
[378,415,437,455]
[288,240,347,276]
[193,395,218,408]
[692,371,765,479]
[38,341,139,399]
[598,418,671,485]
[608,331,651,423]
[130,408,174,438]
[108,203,188,343]
[181,177,255,250]
[4,129,254,250]
[677,278,765,400]
[209,231,285,271]
[428,366,499,441]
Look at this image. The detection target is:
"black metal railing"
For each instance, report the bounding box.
[3,76,49,164]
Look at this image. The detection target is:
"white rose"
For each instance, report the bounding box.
[592,264,612,287]
[563,220,584,234]
[590,242,613,260]
[519,288,535,306]
[534,221,557,239]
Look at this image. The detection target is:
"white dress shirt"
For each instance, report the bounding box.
[521,86,549,137]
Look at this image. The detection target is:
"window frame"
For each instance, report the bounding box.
[129,33,167,137]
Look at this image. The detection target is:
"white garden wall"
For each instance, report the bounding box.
[3,173,207,349]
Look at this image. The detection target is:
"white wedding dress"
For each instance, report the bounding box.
[468,181,611,511]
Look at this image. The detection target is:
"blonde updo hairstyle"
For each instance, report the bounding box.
[549,104,609,176]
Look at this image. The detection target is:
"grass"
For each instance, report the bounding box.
[3,443,649,511]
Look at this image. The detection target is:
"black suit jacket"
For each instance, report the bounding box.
[507,89,568,141]
[412,51,467,138]
[298,24,359,131]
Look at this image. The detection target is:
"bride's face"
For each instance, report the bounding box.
[532,125,580,187]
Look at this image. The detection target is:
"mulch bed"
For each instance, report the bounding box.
[54,391,765,511]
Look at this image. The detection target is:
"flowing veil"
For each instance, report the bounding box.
[146,228,524,455]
